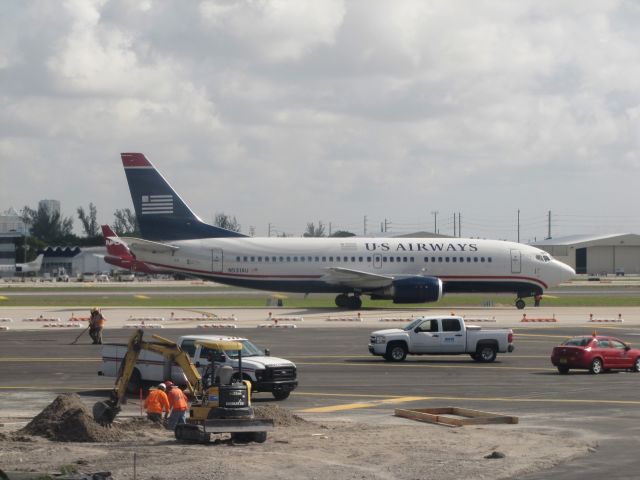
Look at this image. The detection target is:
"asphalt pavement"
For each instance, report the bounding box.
[2,324,640,478]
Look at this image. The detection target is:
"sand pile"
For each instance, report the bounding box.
[253,404,308,427]
[20,393,122,443]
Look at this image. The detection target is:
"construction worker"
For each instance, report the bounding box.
[144,383,170,423]
[165,380,189,429]
[88,307,106,344]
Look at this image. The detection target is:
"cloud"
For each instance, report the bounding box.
[1,1,640,239]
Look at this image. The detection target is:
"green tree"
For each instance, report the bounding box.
[113,208,140,236]
[22,204,74,244]
[214,213,241,232]
[304,221,326,237]
[330,230,356,237]
[77,203,99,237]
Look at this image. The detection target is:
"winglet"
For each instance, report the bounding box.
[121,153,152,167]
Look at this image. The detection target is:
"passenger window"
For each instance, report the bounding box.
[286,256,291,262]
[294,257,298,262]
[250,256,255,262]
[264,257,269,262]
[452,257,457,263]
[258,256,262,262]
[481,257,485,262]
[367,257,372,262]
[438,257,443,262]
[336,257,340,262]
[316,257,320,262]
[279,256,284,262]
[390,257,394,263]
[236,256,240,262]
[611,340,626,350]
[300,256,305,262]
[442,319,461,332]
[358,257,363,262]
[467,257,471,262]
[474,257,478,263]
[243,256,248,262]
[445,257,450,262]
[272,256,277,262]
[410,257,414,262]
[383,257,387,262]
[322,256,327,262]
[418,319,439,332]
[351,257,356,262]
[403,257,407,262]
[344,256,348,262]
[329,256,333,261]
[488,257,492,263]
[424,257,429,262]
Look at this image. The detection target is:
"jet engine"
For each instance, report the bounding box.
[370,276,443,304]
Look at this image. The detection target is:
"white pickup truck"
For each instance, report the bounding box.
[99,334,298,400]
[368,316,514,362]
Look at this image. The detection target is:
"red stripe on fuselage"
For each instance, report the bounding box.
[139,260,548,287]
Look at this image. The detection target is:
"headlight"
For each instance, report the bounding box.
[373,336,387,344]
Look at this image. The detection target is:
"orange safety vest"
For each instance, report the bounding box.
[96,314,105,327]
[167,388,188,411]
[144,389,170,414]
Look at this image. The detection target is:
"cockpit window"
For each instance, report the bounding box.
[536,253,552,262]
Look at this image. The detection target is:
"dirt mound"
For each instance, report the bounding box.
[20,393,122,443]
[253,404,308,427]
[115,416,165,432]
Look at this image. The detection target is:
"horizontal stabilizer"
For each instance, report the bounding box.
[119,237,179,255]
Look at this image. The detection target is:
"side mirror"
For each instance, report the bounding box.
[625,345,631,351]
[195,361,201,368]
[264,348,271,357]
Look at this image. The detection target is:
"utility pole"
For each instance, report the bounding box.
[268,223,272,237]
[329,222,332,236]
[453,213,457,237]
[431,211,438,234]
[517,209,520,243]
[547,210,551,240]
[458,212,461,238]
[384,218,389,233]
[363,215,367,236]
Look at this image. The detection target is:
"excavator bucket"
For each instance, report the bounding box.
[93,400,120,426]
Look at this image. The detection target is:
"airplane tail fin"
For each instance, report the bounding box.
[101,225,131,257]
[121,153,246,241]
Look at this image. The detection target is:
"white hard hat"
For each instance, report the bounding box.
[158,383,166,390]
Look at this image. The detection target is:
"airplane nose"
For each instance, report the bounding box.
[558,261,575,282]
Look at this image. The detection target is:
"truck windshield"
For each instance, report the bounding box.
[226,340,264,359]
[403,319,423,331]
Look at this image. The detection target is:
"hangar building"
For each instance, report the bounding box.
[532,233,640,275]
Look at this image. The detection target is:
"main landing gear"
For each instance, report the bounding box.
[335,294,362,309]
[515,298,526,310]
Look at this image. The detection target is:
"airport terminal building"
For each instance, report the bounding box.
[533,233,640,275]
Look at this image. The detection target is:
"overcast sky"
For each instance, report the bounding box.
[2,0,640,242]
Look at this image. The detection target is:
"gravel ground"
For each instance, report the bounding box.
[0,395,594,480]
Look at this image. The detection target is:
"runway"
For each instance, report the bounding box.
[2,322,640,479]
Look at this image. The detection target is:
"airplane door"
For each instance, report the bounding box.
[510,249,521,274]
[373,254,383,269]
[211,248,223,272]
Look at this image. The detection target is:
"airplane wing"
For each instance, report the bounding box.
[321,267,393,290]
[119,237,180,254]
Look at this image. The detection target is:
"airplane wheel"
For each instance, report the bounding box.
[348,296,362,309]
[335,294,349,308]
[515,299,526,310]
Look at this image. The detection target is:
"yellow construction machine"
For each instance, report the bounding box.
[93,329,273,443]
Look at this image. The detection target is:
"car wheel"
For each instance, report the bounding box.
[590,358,603,375]
[272,390,290,401]
[633,357,640,373]
[557,366,569,374]
[385,343,407,362]
[477,345,497,363]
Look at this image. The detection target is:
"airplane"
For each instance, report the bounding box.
[118,152,575,309]
[101,225,163,274]
[0,254,44,275]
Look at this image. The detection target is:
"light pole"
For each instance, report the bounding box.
[431,211,439,234]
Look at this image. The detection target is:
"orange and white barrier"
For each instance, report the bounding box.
[126,316,165,322]
[0,318,12,322]
[43,323,82,328]
[23,317,60,322]
[267,312,303,322]
[258,323,297,329]
[327,315,364,322]
[197,324,238,329]
[588,314,624,323]
[379,317,413,322]
[123,323,163,329]
[521,314,557,323]
[464,317,497,323]
[68,316,90,322]
[0,326,10,331]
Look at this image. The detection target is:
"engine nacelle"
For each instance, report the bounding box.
[370,276,443,304]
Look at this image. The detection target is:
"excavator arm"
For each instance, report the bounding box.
[93,329,204,425]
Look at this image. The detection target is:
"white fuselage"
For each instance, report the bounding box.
[127,236,574,296]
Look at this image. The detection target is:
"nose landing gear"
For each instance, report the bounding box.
[335,294,362,309]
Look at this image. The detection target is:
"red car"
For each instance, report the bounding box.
[551,335,640,374]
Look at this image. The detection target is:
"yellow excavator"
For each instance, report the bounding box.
[93,329,273,443]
